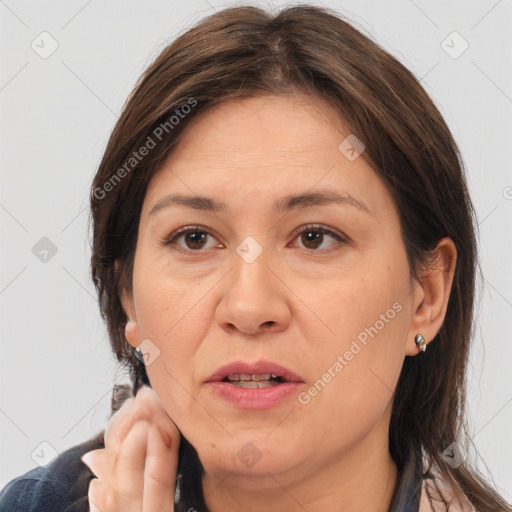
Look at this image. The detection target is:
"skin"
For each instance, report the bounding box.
[82,93,457,511]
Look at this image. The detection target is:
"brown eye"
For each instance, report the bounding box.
[182,231,208,250]
[162,226,220,252]
[301,229,323,249]
[292,224,347,252]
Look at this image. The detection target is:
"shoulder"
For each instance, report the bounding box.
[0,431,104,512]
[419,469,476,512]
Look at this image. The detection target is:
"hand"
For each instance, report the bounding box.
[81,385,180,512]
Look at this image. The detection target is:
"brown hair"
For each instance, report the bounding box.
[89,5,511,511]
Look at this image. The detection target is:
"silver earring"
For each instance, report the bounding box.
[134,347,145,364]
[415,334,427,352]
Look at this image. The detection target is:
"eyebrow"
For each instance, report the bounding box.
[149,190,374,217]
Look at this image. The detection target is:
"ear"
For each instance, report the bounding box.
[120,287,141,349]
[406,237,457,356]
[116,259,140,350]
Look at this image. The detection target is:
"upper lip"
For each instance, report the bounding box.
[205,359,305,383]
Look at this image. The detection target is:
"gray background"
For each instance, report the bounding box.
[1,0,511,500]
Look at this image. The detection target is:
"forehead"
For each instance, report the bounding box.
[162,94,349,163]
[142,94,390,217]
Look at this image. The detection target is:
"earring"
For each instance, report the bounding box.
[134,347,145,364]
[415,334,427,352]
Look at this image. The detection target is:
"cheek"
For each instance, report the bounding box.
[129,254,240,459]
[132,259,220,419]
[133,251,210,346]
[296,257,409,434]
[300,259,407,358]
[294,307,407,452]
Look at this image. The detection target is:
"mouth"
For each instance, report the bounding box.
[221,373,287,388]
[206,359,304,386]
[205,360,304,410]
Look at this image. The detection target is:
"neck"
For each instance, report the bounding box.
[201,409,398,512]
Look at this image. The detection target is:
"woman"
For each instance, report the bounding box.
[0,4,510,512]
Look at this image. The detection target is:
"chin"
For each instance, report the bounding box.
[193,434,300,477]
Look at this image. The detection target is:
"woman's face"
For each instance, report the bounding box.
[122,94,421,480]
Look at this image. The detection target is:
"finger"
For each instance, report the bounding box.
[88,477,113,512]
[112,419,151,508]
[104,395,136,451]
[132,386,181,454]
[83,424,151,511]
[142,423,178,512]
[105,386,170,453]
[134,386,180,436]
[81,449,115,487]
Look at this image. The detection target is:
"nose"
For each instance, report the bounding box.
[215,250,291,336]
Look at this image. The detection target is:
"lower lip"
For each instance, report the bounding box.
[206,381,303,409]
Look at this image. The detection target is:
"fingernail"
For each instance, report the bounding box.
[162,432,173,448]
[81,452,94,468]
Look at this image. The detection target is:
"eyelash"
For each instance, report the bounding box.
[160,224,348,254]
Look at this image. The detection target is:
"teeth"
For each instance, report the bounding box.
[229,380,279,388]
[226,373,279,382]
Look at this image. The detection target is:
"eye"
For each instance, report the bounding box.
[160,225,221,252]
[289,224,348,252]
[160,223,348,254]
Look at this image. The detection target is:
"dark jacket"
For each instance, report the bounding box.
[0,432,103,512]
